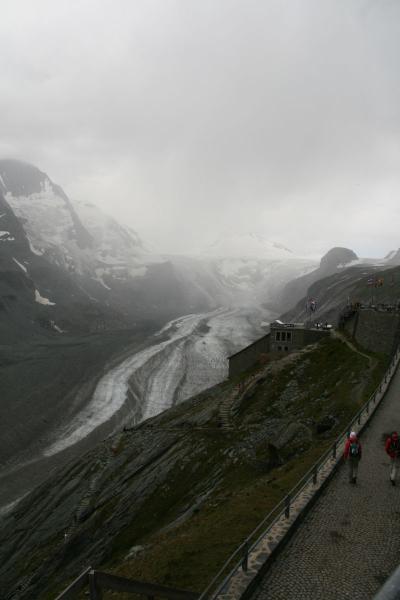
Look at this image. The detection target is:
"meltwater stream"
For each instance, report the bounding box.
[43,306,272,457]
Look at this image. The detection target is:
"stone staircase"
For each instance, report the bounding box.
[218,370,268,432]
[64,434,124,541]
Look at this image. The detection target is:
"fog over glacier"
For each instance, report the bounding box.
[1,0,400,258]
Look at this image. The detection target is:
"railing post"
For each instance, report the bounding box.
[366,401,369,415]
[357,413,361,425]
[285,494,291,519]
[332,441,337,459]
[89,570,103,600]
[242,542,249,572]
[313,466,318,485]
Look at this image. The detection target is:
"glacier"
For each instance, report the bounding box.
[43,305,272,456]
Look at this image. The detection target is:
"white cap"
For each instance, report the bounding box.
[349,431,357,440]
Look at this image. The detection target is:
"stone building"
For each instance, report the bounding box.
[269,320,329,353]
[228,320,330,378]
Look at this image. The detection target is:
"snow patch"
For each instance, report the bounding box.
[92,269,111,290]
[0,231,15,241]
[5,183,74,257]
[29,241,44,255]
[0,213,6,219]
[129,265,147,277]
[35,289,56,306]
[12,258,28,273]
[50,320,64,333]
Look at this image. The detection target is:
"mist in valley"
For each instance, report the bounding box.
[1,0,400,510]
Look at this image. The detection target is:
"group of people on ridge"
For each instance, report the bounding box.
[344,430,400,485]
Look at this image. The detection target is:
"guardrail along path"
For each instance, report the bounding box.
[251,364,400,600]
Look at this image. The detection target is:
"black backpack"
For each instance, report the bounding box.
[349,442,360,457]
[390,438,400,455]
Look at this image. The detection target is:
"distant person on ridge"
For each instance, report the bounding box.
[385,431,400,486]
[344,431,362,484]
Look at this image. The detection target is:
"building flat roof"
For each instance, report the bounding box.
[270,321,305,329]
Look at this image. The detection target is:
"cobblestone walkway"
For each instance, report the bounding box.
[252,365,400,600]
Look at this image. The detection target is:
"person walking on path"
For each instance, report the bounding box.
[344,431,362,484]
[385,431,400,486]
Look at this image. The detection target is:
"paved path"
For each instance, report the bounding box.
[332,330,377,368]
[252,365,400,600]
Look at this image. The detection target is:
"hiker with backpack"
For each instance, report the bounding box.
[344,431,362,484]
[385,431,400,486]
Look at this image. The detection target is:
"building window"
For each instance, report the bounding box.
[284,346,288,351]
[287,332,292,342]
[275,331,281,341]
[281,331,286,341]
[277,346,282,351]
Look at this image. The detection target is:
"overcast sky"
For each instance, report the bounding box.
[1,0,400,257]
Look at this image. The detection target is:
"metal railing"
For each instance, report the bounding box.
[199,347,400,600]
[54,568,199,600]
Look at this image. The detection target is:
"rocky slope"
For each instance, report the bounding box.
[0,335,386,600]
[281,264,400,325]
[0,160,224,332]
[0,187,128,343]
[279,247,358,312]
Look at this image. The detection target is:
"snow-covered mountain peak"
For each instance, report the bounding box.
[0,159,93,258]
[0,159,148,286]
[201,232,294,260]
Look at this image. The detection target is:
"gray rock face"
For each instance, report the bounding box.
[279,246,358,312]
[319,247,358,272]
[0,159,94,249]
[274,422,312,448]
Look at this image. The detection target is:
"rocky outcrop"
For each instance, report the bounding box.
[281,263,400,327]
[319,247,358,271]
[279,247,358,312]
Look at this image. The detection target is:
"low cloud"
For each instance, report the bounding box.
[1,0,400,257]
